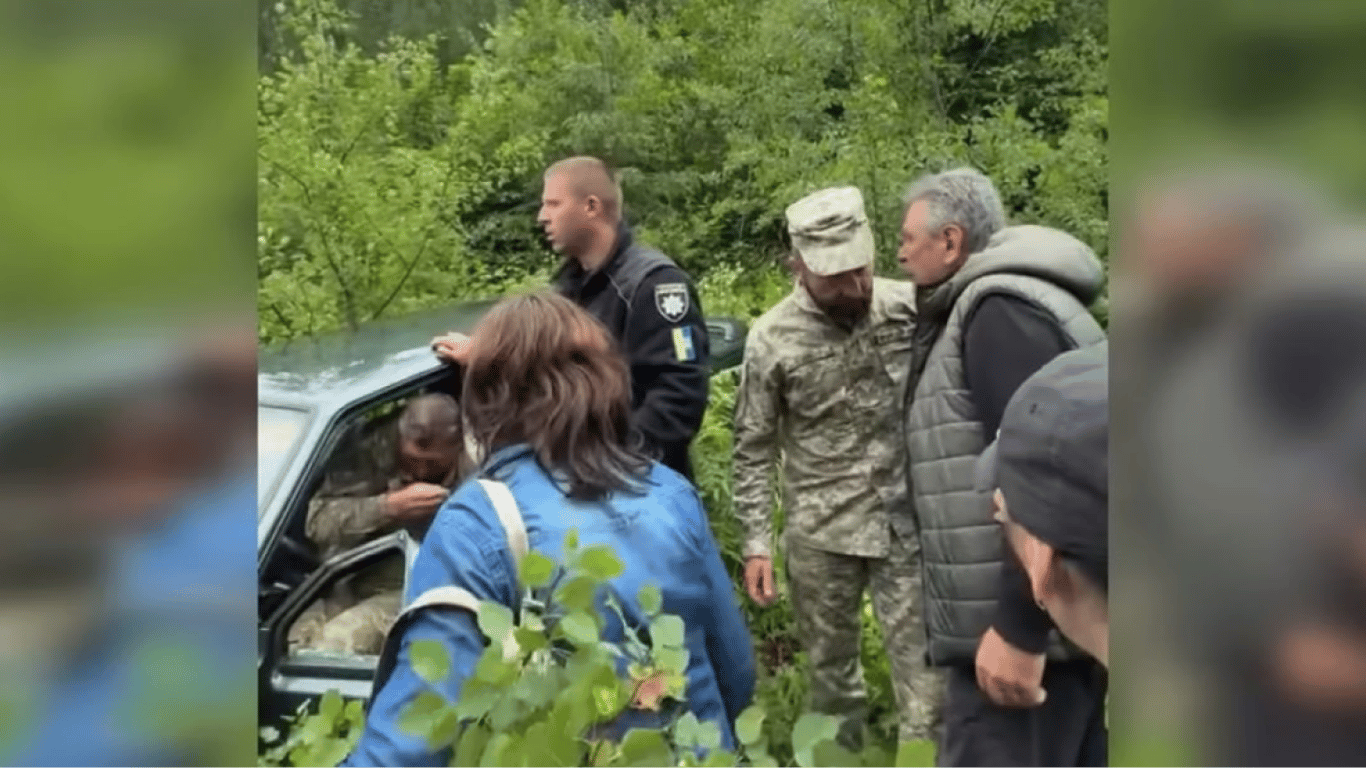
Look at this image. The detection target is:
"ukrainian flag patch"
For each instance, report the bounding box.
[672,326,697,362]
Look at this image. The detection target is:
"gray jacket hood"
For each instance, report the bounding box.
[921,225,1106,318]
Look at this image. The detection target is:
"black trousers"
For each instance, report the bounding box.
[936,660,1108,767]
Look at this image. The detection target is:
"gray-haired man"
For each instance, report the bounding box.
[896,167,1108,766]
[733,186,943,749]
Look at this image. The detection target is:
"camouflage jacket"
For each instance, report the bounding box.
[733,277,917,559]
[305,412,464,598]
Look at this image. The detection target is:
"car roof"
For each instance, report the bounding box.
[257,299,497,414]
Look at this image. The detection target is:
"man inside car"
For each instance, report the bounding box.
[288,393,471,656]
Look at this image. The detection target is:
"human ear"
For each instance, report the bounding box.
[941,224,964,262]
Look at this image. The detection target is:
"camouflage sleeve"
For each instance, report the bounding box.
[305,492,394,556]
[731,332,783,559]
[305,416,402,556]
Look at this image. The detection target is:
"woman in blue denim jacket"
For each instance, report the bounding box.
[342,292,756,766]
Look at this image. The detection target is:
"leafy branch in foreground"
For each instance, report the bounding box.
[263,530,937,766]
[258,690,365,767]
[389,534,935,765]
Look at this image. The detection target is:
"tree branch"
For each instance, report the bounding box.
[370,152,462,321]
[259,152,359,329]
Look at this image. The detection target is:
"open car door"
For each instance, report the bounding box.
[257,531,411,728]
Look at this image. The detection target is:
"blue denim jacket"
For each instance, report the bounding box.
[342,444,756,766]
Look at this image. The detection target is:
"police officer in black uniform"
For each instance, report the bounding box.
[434,156,710,480]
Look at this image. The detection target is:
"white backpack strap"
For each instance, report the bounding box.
[403,585,483,616]
[477,478,527,567]
[369,478,527,707]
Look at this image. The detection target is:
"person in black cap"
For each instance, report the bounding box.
[975,342,1109,671]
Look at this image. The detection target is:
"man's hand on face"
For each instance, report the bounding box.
[383,482,450,522]
[975,626,1048,708]
[431,332,473,366]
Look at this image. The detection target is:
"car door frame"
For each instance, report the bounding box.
[257,530,410,728]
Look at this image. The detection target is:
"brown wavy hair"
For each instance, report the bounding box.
[461,291,652,500]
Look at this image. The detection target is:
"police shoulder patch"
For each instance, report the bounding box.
[654,282,690,323]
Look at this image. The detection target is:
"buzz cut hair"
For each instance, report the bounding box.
[397,393,462,450]
[545,156,623,222]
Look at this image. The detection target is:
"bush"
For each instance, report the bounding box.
[258,0,1108,346]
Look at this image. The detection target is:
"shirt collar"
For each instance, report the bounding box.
[481,443,536,476]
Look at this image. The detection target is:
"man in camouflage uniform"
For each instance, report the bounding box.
[733,186,943,747]
[288,393,471,655]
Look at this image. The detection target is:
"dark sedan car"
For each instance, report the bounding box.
[257,300,746,728]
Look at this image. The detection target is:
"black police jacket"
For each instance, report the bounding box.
[553,222,710,479]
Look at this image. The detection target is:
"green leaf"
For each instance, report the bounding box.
[791,713,842,768]
[427,707,461,752]
[674,711,702,749]
[453,680,502,720]
[488,694,523,732]
[703,749,737,767]
[519,550,556,588]
[592,684,622,719]
[579,544,625,580]
[561,693,594,737]
[409,639,451,685]
[310,738,351,767]
[318,689,343,722]
[455,722,492,767]
[342,699,365,727]
[528,720,583,766]
[748,751,779,768]
[555,575,598,613]
[616,728,673,767]
[560,611,600,645]
[655,645,690,675]
[894,738,936,767]
[473,651,517,686]
[589,739,619,767]
[697,720,723,751]
[396,690,446,738]
[650,614,685,648]
[476,601,515,644]
[813,740,858,767]
[564,528,580,554]
[735,705,766,746]
[299,713,331,743]
[637,583,663,615]
[481,732,514,767]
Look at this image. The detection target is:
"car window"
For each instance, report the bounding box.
[259,405,310,514]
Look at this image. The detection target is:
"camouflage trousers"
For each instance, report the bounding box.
[786,529,945,746]
[287,590,402,656]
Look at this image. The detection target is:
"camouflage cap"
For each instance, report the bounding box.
[785,186,874,277]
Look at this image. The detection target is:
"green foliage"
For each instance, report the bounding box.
[269,538,929,766]
[258,690,366,767]
[259,0,1107,346]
